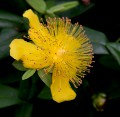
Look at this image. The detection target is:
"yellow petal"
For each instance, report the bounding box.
[10,39,51,69]
[28,28,52,48]
[23,9,40,30]
[23,9,52,47]
[50,68,76,103]
[10,39,26,60]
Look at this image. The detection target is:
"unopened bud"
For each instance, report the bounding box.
[92,93,106,111]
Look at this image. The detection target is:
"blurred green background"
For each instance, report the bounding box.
[0,0,120,117]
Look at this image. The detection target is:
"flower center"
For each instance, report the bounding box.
[53,48,66,62]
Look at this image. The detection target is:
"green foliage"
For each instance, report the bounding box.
[12,60,28,71]
[0,10,23,24]
[26,0,46,14]
[56,2,95,18]
[37,86,52,100]
[0,28,20,59]
[22,69,36,80]
[37,69,52,87]
[0,84,22,108]
[15,103,33,117]
[84,26,109,54]
[98,55,120,71]
[18,73,40,101]
[46,1,79,14]
[0,10,23,29]
[106,42,120,65]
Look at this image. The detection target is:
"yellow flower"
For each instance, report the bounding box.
[9,9,93,103]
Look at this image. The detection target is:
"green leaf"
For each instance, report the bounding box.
[18,74,38,101]
[22,69,36,80]
[37,86,52,100]
[108,87,120,100]
[106,42,120,65]
[55,2,94,18]
[47,1,79,13]
[0,10,23,28]
[15,103,33,117]
[0,28,19,59]
[26,0,46,14]
[99,55,120,71]
[37,69,52,87]
[27,74,39,100]
[18,80,30,100]
[0,10,23,23]
[0,84,22,108]
[12,60,28,71]
[0,19,20,28]
[103,79,120,100]
[45,0,56,9]
[84,26,109,54]
[45,12,55,18]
